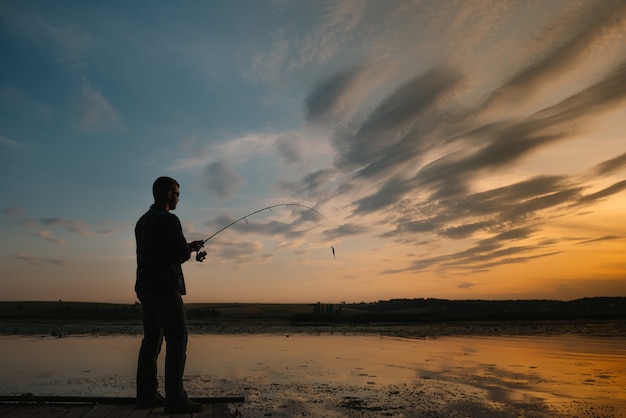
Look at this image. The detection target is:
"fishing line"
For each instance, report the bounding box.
[196,203,335,261]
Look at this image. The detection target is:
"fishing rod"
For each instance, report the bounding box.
[195,203,334,261]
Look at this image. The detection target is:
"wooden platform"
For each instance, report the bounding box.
[0,396,244,418]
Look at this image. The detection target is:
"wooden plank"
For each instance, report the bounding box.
[0,405,46,418]
[0,397,245,418]
[104,404,137,418]
[40,405,91,417]
[126,406,154,418]
[0,403,242,418]
[83,403,116,418]
[0,404,92,418]
[51,405,95,418]
[0,395,244,405]
[164,412,192,418]
[0,404,18,416]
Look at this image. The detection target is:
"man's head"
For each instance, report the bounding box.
[152,176,180,210]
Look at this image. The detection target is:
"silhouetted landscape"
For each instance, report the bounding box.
[2,298,625,417]
[0,297,624,337]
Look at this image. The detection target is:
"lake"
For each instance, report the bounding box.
[1,333,625,417]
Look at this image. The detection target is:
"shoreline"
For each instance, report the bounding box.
[2,318,624,338]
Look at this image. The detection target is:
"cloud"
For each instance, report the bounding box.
[0,135,25,149]
[33,230,66,244]
[332,67,464,175]
[291,2,626,277]
[280,168,337,200]
[0,1,91,71]
[593,152,626,176]
[576,235,622,245]
[203,239,267,266]
[458,282,475,289]
[0,85,52,127]
[294,0,366,67]
[369,175,580,233]
[199,203,336,263]
[172,131,305,172]
[39,218,94,236]
[275,134,303,164]
[73,84,125,133]
[203,160,244,199]
[2,206,25,217]
[246,29,290,84]
[398,227,540,273]
[480,0,626,113]
[16,216,116,238]
[305,65,364,124]
[326,223,368,241]
[205,206,329,242]
[578,180,626,204]
[527,61,626,124]
[12,253,68,266]
[244,0,366,83]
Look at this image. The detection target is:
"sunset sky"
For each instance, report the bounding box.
[1,0,625,303]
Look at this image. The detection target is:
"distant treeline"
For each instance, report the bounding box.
[291,297,626,323]
[0,297,624,323]
[0,301,143,320]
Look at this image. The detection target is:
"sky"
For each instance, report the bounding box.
[1,0,625,304]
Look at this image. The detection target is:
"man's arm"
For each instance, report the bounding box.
[167,214,192,263]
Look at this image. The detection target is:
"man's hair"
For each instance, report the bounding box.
[152,176,179,202]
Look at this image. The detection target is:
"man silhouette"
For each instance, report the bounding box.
[135,176,204,413]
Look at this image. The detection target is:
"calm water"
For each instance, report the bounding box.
[1,333,625,415]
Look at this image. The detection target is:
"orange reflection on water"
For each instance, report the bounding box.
[0,333,624,410]
[411,335,626,407]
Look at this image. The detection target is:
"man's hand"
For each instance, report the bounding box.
[188,240,204,252]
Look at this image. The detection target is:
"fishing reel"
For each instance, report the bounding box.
[196,250,207,262]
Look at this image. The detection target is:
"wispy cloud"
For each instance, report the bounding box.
[2,206,25,217]
[2,0,624,302]
[202,160,244,199]
[203,239,267,267]
[12,253,68,266]
[293,0,626,275]
[16,216,117,240]
[0,85,52,127]
[172,132,293,170]
[295,0,366,67]
[32,230,66,244]
[593,152,626,176]
[247,30,290,84]
[38,218,96,236]
[0,1,91,71]
[578,180,626,204]
[172,130,327,201]
[245,0,366,83]
[576,235,622,245]
[458,282,475,289]
[480,0,626,113]
[73,84,125,133]
[0,134,25,149]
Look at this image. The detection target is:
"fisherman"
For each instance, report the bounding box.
[134,176,204,413]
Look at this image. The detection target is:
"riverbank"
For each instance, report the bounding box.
[1,318,625,339]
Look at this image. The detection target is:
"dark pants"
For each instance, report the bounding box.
[136,288,188,404]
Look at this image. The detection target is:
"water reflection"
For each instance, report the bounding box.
[0,334,624,415]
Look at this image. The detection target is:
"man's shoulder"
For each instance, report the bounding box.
[137,205,180,225]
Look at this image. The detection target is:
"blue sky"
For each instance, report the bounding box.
[1,0,625,303]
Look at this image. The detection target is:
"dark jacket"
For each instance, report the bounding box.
[135,204,191,295]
